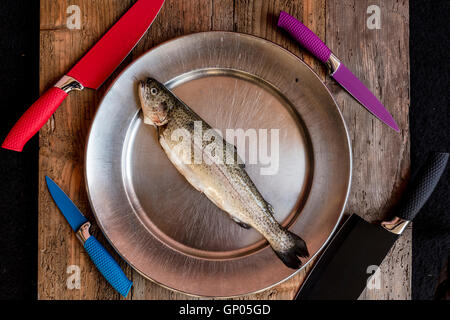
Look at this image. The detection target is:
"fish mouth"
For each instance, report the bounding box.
[152,115,168,126]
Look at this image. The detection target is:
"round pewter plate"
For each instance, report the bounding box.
[85,32,351,298]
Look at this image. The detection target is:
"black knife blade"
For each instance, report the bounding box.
[296,152,449,300]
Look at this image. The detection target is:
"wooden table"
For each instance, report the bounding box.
[38,0,410,300]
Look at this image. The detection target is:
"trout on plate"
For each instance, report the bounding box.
[138,78,309,269]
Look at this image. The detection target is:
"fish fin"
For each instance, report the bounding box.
[232,217,251,229]
[272,231,309,269]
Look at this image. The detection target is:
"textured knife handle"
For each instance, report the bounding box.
[278,11,331,63]
[2,87,68,152]
[397,152,449,221]
[84,236,132,298]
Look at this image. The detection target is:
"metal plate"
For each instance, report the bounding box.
[85,32,351,298]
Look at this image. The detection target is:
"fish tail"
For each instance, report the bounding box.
[271,231,309,269]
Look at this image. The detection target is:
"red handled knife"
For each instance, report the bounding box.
[2,0,165,152]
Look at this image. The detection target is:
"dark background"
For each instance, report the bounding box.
[410,0,450,300]
[0,0,448,300]
[0,0,39,300]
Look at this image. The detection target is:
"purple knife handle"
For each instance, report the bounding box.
[278,11,331,63]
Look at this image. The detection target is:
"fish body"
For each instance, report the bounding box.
[138,78,308,268]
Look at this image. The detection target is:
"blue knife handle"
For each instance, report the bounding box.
[84,236,132,297]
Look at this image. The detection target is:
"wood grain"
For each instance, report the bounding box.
[38,0,410,300]
[325,0,410,299]
[39,0,135,300]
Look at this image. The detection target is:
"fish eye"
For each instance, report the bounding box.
[150,87,158,95]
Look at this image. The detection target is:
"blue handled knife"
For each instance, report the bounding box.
[45,176,132,297]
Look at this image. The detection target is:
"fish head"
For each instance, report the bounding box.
[138,78,171,126]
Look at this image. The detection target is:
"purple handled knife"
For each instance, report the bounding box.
[278,11,399,132]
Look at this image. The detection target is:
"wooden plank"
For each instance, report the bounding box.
[325,0,410,299]
[39,0,410,300]
[132,0,326,300]
[130,0,216,300]
[232,0,326,300]
[39,0,135,300]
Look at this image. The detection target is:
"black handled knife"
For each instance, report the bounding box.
[296,152,449,300]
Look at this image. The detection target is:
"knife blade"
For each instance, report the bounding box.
[277,11,400,132]
[45,176,133,297]
[296,152,449,300]
[2,0,165,152]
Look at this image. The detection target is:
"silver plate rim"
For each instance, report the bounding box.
[84,31,352,298]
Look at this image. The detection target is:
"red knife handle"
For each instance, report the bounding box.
[2,87,68,152]
[2,76,83,152]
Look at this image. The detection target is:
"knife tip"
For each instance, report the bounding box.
[390,121,400,132]
[382,114,400,132]
[45,176,53,185]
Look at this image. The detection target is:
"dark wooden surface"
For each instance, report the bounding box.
[38,0,410,300]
